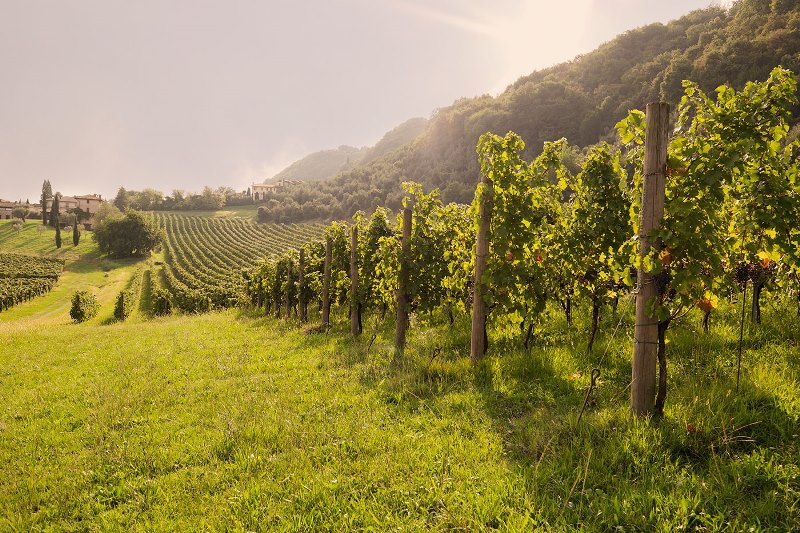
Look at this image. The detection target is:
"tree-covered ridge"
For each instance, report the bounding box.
[266,117,429,184]
[269,145,369,184]
[260,0,800,222]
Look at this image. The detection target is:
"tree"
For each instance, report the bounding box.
[55,223,62,248]
[93,210,163,258]
[92,202,122,227]
[72,216,80,246]
[40,180,52,225]
[113,187,129,211]
[48,193,60,227]
[11,206,30,221]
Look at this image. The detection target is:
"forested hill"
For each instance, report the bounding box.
[260,0,800,222]
[268,145,368,184]
[267,117,428,183]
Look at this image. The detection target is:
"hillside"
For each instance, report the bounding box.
[2,290,798,529]
[267,117,428,184]
[257,0,800,223]
[268,145,368,183]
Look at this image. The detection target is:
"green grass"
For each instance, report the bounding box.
[0,220,148,325]
[0,299,798,530]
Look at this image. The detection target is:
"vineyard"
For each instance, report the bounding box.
[155,213,324,312]
[0,253,64,311]
[245,68,800,415]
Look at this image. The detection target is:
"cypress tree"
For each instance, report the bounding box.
[72,216,80,246]
[40,180,52,225]
[49,193,60,227]
[55,224,62,248]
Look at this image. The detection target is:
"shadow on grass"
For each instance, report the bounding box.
[236,301,799,474]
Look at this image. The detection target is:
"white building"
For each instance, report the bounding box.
[252,179,304,201]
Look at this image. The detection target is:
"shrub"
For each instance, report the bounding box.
[70,290,98,323]
[114,270,142,321]
[93,210,163,258]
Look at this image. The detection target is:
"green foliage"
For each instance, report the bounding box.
[569,144,632,301]
[11,206,31,221]
[93,210,163,259]
[152,287,172,316]
[69,290,98,323]
[113,268,143,321]
[0,253,64,312]
[72,219,80,246]
[54,224,61,249]
[324,221,351,306]
[48,193,60,227]
[476,133,565,332]
[40,179,51,226]
[619,66,800,321]
[158,213,324,313]
[357,207,395,308]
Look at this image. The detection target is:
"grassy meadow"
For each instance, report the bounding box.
[0,218,799,530]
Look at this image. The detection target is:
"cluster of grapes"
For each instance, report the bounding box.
[733,262,750,288]
[654,270,672,296]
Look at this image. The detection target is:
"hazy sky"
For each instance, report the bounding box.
[0,0,724,202]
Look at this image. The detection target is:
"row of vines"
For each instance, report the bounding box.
[0,253,65,311]
[155,213,324,312]
[244,68,800,412]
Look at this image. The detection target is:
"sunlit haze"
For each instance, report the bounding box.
[1,0,720,202]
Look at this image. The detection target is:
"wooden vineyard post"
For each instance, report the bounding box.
[470,174,493,363]
[322,237,332,327]
[298,248,306,323]
[350,225,360,335]
[285,257,292,320]
[394,206,412,353]
[631,102,669,418]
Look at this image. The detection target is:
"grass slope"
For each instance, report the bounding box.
[0,220,147,325]
[0,301,798,530]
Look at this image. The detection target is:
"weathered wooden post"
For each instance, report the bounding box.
[394,205,413,353]
[470,175,493,363]
[631,102,669,418]
[285,257,292,320]
[322,237,331,327]
[350,225,360,335]
[299,248,306,323]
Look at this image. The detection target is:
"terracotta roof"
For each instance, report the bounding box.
[74,194,102,200]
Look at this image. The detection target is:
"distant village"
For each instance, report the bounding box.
[0,178,305,226]
[0,194,103,228]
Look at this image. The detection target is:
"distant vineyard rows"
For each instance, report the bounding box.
[0,253,64,311]
[154,213,324,312]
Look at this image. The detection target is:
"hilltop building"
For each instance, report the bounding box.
[0,200,14,220]
[44,195,79,212]
[252,179,304,201]
[43,194,103,215]
[74,194,103,215]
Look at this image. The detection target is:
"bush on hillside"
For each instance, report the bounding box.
[93,210,163,258]
[70,290,98,323]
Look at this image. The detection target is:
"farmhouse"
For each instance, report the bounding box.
[0,200,14,220]
[45,196,79,212]
[74,194,103,215]
[252,179,304,201]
